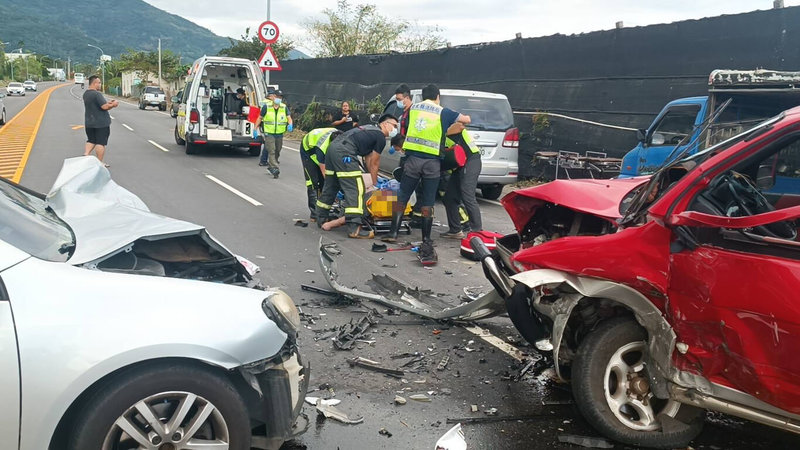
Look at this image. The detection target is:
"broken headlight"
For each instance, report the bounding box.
[262,289,300,334]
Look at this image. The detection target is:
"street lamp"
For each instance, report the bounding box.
[87,44,105,92]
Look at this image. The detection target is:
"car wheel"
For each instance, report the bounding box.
[186,141,197,155]
[67,362,251,450]
[174,125,186,146]
[0,108,5,125]
[248,146,261,156]
[160,105,167,111]
[139,102,145,110]
[480,184,504,200]
[572,318,703,449]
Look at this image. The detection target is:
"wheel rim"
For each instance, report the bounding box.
[102,391,230,450]
[603,341,681,431]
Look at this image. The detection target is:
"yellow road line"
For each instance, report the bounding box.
[0,84,66,182]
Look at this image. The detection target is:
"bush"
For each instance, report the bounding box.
[297,99,327,131]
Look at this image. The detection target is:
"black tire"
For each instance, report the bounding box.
[0,108,5,125]
[159,105,166,111]
[572,318,703,449]
[248,146,261,156]
[174,125,186,146]
[186,141,197,155]
[67,362,251,450]
[480,184,504,200]
[139,102,145,110]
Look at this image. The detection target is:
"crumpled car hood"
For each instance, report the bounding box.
[47,157,221,265]
[501,177,649,231]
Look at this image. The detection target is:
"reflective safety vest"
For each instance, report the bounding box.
[261,102,289,134]
[403,100,444,157]
[445,130,480,154]
[302,127,338,166]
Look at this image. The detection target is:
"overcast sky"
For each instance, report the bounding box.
[143,0,800,55]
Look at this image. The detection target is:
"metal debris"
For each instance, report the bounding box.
[434,423,467,450]
[315,399,363,425]
[557,434,615,448]
[348,356,405,378]
[300,284,339,296]
[332,311,378,350]
[409,394,431,402]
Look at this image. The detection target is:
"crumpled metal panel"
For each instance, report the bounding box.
[318,238,505,321]
[46,157,215,265]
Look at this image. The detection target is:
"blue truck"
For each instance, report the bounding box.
[620,69,800,178]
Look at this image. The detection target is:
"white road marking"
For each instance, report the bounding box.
[463,325,524,362]
[204,174,262,206]
[478,198,502,206]
[122,123,134,131]
[148,140,169,152]
[282,144,300,153]
[109,115,115,120]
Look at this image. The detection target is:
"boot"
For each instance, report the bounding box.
[381,209,405,243]
[418,216,438,266]
[347,221,374,239]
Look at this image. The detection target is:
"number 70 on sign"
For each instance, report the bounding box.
[258,21,280,44]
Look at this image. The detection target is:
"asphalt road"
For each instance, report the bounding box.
[14,84,800,450]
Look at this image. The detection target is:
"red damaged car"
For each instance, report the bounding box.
[473,108,800,448]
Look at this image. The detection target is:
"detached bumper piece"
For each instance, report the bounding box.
[318,238,506,321]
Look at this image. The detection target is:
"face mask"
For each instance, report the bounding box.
[396,99,404,109]
[274,98,282,105]
[388,127,399,138]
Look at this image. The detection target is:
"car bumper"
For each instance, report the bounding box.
[189,133,261,147]
[144,101,165,106]
[8,90,24,95]
[478,160,518,185]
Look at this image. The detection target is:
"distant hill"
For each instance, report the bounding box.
[0,0,230,62]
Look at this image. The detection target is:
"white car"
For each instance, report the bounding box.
[6,82,25,96]
[0,157,308,450]
[23,80,37,91]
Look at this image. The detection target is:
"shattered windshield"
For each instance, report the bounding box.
[0,181,74,262]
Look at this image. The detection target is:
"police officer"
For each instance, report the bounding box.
[301,127,340,222]
[315,115,399,239]
[441,123,483,237]
[256,90,293,178]
[383,84,470,265]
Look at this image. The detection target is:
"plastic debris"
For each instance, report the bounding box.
[304,397,341,407]
[333,311,378,350]
[379,428,393,438]
[348,356,404,378]
[557,434,615,448]
[437,355,450,371]
[470,405,478,412]
[484,408,498,416]
[434,423,467,450]
[315,399,363,425]
[409,394,431,402]
[294,219,309,227]
[394,395,407,405]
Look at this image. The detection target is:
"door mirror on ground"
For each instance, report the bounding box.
[651,133,666,146]
[636,129,646,142]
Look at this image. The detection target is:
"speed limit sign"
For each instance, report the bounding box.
[258,21,280,44]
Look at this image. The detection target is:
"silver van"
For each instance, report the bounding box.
[380,89,519,200]
[174,56,268,155]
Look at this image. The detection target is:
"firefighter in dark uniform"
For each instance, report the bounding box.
[300,127,340,222]
[315,114,399,239]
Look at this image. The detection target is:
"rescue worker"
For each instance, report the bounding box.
[441,122,483,238]
[256,90,293,178]
[392,84,426,228]
[383,84,470,265]
[300,127,340,222]
[315,115,400,239]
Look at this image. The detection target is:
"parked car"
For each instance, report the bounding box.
[474,108,800,448]
[139,85,167,111]
[0,156,308,450]
[0,93,6,125]
[6,82,25,96]
[73,72,85,86]
[380,89,519,200]
[170,89,183,117]
[22,80,37,91]
[174,56,265,156]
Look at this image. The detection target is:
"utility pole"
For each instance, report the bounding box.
[158,38,162,89]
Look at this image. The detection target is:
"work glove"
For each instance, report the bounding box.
[252,128,259,139]
[287,124,294,132]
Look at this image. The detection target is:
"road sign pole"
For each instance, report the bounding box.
[265,0,271,86]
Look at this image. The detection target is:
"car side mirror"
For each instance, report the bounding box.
[651,133,666,146]
[171,96,179,103]
[636,129,646,142]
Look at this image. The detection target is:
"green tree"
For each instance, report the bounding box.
[117,49,182,84]
[303,0,446,57]
[217,28,294,61]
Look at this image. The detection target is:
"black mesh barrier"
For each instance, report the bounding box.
[274,7,800,175]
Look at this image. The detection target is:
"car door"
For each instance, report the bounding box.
[666,135,800,414]
[0,241,23,449]
[637,104,704,175]
[176,81,191,138]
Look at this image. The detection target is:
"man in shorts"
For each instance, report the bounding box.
[83,75,118,165]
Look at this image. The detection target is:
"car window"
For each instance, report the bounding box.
[9,83,21,87]
[440,95,514,132]
[144,87,164,94]
[0,181,73,262]
[652,105,700,145]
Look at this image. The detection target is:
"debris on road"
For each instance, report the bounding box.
[437,355,450,371]
[470,405,478,412]
[315,399,364,425]
[332,311,378,350]
[304,397,341,407]
[304,269,315,273]
[348,356,405,378]
[434,423,467,450]
[557,434,615,448]
[484,407,498,416]
[409,394,432,402]
[394,395,407,405]
[378,428,393,438]
[300,284,339,297]
[294,219,309,227]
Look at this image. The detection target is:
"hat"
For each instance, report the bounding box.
[274,90,283,97]
[236,87,245,95]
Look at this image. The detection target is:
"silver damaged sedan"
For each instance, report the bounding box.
[0,157,309,450]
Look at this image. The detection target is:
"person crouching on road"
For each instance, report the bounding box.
[441,122,483,238]
[256,90,293,178]
[383,84,471,265]
[83,74,119,167]
[315,115,400,239]
[301,127,341,222]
